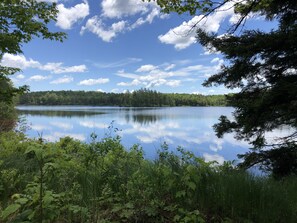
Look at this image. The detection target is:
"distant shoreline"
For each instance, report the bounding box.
[18,89,230,107]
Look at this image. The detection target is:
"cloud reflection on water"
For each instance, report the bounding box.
[19,106,251,161]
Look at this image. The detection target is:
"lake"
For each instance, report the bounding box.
[17,106,250,163]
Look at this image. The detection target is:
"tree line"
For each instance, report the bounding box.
[18,89,228,107]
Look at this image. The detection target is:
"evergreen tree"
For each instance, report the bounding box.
[148,0,297,177]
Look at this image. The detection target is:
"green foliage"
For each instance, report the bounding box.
[1,131,297,222]
[0,0,66,103]
[148,0,297,177]
[18,89,228,107]
[0,0,66,134]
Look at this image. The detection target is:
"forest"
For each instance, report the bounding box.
[18,89,228,107]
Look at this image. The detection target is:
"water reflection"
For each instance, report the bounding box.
[17,109,104,117]
[131,114,160,125]
[17,106,249,161]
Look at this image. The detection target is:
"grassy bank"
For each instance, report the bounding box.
[0,131,296,222]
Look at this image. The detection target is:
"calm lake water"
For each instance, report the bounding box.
[17,106,250,163]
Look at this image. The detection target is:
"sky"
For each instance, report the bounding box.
[2,0,277,94]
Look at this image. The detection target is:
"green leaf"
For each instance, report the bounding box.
[16,197,29,205]
[176,190,186,198]
[1,203,21,220]
[187,181,196,191]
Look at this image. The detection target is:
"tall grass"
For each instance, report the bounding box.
[0,131,296,222]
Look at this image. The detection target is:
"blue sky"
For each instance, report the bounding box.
[3,0,276,94]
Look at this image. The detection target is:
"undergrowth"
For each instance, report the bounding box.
[0,131,296,222]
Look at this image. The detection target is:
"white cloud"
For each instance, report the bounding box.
[29,75,51,81]
[50,75,73,84]
[209,138,224,152]
[211,57,220,63]
[203,153,225,165]
[1,53,87,74]
[16,74,25,79]
[101,0,155,19]
[43,132,86,141]
[78,78,110,86]
[36,0,57,2]
[116,70,139,79]
[167,80,181,87]
[56,1,89,29]
[158,20,197,50]
[79,121,107,129]
[1,54,40,69]
[129,8,160,30]
[116,58,224,89]
[81,16,126,42]
[136,64,157,72]
[50,122,73,130]
[164,64,176,71]
[117,79,141,87]
[96,89,105,92]
[229,13,241,25]
[145,78,181,88]
[82,0,163,41]
[31,124,51,131]
[111,88,120,93]
[159,1,236,49]
[41,63,87,74]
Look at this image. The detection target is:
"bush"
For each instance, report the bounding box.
[0,132,296,222]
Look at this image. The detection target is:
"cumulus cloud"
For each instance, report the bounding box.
[81,0,164,41]
[101,0,155,19]
[78,78,110,86]
[81,16,126,42]
[1,53,87,74]
[117,67,183,88]
[1,54,40,69]
[158,1,236,50]
[29,75,52,81]
[116,57,225,89]
[56,1,89,29]
[50,75,73,84]
[136,64,157,72]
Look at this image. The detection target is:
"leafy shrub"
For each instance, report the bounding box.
[0,132,296,222]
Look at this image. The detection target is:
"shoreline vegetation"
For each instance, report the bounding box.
[1,131,297,223]
[18,89,229,107]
